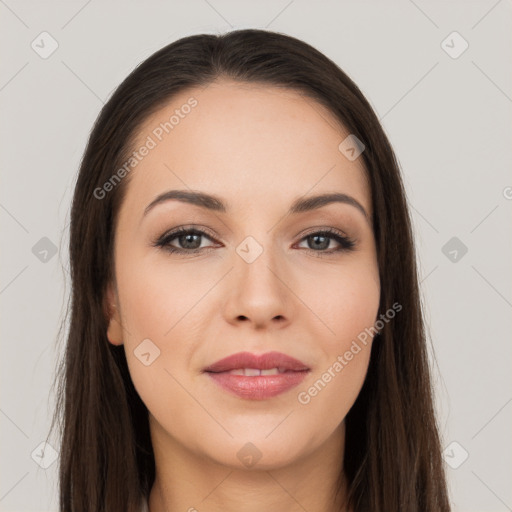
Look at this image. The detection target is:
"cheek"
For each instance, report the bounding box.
[116,253,205,340]
[295,275,379,431]
[301,260,380,345]
[296,260,379,411]
[113,256,195,391]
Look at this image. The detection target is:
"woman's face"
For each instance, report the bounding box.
[106,79,380,470]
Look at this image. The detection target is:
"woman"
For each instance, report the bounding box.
[48,29,451,511]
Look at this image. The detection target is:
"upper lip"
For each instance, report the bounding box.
[203,351,310,373]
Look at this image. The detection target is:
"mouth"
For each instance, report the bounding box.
[203,351,310,400]
[212,367,301,376]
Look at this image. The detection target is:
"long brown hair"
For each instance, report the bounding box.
[48,28,451,511]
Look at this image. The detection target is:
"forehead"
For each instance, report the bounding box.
[122,79,371,219]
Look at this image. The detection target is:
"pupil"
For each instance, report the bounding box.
[310,235,328,250]
[181,233,200,249]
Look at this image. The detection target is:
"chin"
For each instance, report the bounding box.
[198,432,310,471]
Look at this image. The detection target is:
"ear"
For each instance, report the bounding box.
[105,282,123,346]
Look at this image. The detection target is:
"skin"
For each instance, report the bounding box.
[106,79,380,512]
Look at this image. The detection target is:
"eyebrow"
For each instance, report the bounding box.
[143,189,370,222]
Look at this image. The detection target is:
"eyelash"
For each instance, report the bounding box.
[152,225,356,257]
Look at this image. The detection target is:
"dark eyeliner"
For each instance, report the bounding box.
[152,226,357,255]
[301,228,356,252]
[153,226,216,255]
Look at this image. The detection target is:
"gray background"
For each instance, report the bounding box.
[1,1,511,511]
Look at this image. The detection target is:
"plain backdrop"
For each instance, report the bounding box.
[1,1,511,511]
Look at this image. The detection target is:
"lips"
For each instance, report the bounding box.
[203,351,310,400]
[203,351,310,373]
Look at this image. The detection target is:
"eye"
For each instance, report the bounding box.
[153,226,218,255]
[152,226,356,256]
[294,227,356,255]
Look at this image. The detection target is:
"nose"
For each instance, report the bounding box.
[223,246,291,330]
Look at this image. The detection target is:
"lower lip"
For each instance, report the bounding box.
[205,370,310,400]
